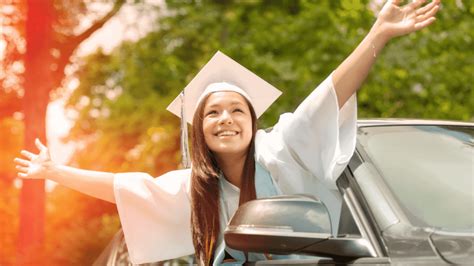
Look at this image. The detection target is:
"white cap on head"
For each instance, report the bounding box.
[197,82,253,107]
[166,51,282,124]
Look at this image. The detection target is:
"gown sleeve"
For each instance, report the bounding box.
[113,169,194,264]
[255,73,357,192]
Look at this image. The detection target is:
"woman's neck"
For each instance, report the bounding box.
[215,152,246,188]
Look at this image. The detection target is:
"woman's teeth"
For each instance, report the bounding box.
[217,131,238,137]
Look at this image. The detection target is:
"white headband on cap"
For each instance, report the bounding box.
[196,82,253,108]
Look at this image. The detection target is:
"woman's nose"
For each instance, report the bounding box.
[218,111,233,125]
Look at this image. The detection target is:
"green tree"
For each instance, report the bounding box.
[359,0,473,120]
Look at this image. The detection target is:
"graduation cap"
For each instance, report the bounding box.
[167,51,282,168]
[167,51,282,124]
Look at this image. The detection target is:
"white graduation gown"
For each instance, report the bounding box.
[113,74,357,264]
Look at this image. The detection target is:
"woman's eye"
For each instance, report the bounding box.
[233,108,244,113]
[206,110,218,116]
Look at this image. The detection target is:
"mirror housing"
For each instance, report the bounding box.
[224,195,375,259]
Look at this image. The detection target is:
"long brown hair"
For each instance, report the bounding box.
[190,92,257,265]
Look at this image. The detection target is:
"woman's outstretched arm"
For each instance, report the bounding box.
[14,139,116,203]
[333,0,440,108]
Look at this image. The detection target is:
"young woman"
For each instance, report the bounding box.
[15,0,440,264]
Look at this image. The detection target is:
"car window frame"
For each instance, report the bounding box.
[336,153,389,258]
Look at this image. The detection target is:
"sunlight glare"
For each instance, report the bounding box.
[46,100,75,165]
[0,40,6,61]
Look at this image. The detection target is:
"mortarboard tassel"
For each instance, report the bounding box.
[180,90,191,169]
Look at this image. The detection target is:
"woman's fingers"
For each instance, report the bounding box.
[15,140,50,179]
[415,0,439,16]
[20,150,36,160]
[415,16,436,30]
[14,158,30,167]
[35,138,48,152]
[403,0,427,12]
[16,165,29,173]
[416,4,439,22]
[14,157,31,177]
[391,0,402,6]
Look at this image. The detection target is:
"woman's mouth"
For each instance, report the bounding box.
[216,130,239,137]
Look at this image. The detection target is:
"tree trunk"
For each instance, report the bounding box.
[16,0,125,263]
[17,0,54,263]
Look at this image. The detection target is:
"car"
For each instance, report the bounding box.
[94,119,474,265]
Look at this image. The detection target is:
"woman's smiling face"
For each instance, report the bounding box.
[202,91,253,158]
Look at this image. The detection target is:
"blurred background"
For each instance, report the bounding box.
[0,0,472,264]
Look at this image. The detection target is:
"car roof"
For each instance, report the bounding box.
[357,118,474,128]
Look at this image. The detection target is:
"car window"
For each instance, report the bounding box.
[337,194,361,237]
[357,125,473,232]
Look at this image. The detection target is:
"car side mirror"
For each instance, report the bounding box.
[224,194,375,259]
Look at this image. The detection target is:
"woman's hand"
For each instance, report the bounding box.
[375,0,440,41]
[14,138,116,202]
[332,0,441,108]
[14,138,53,179]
